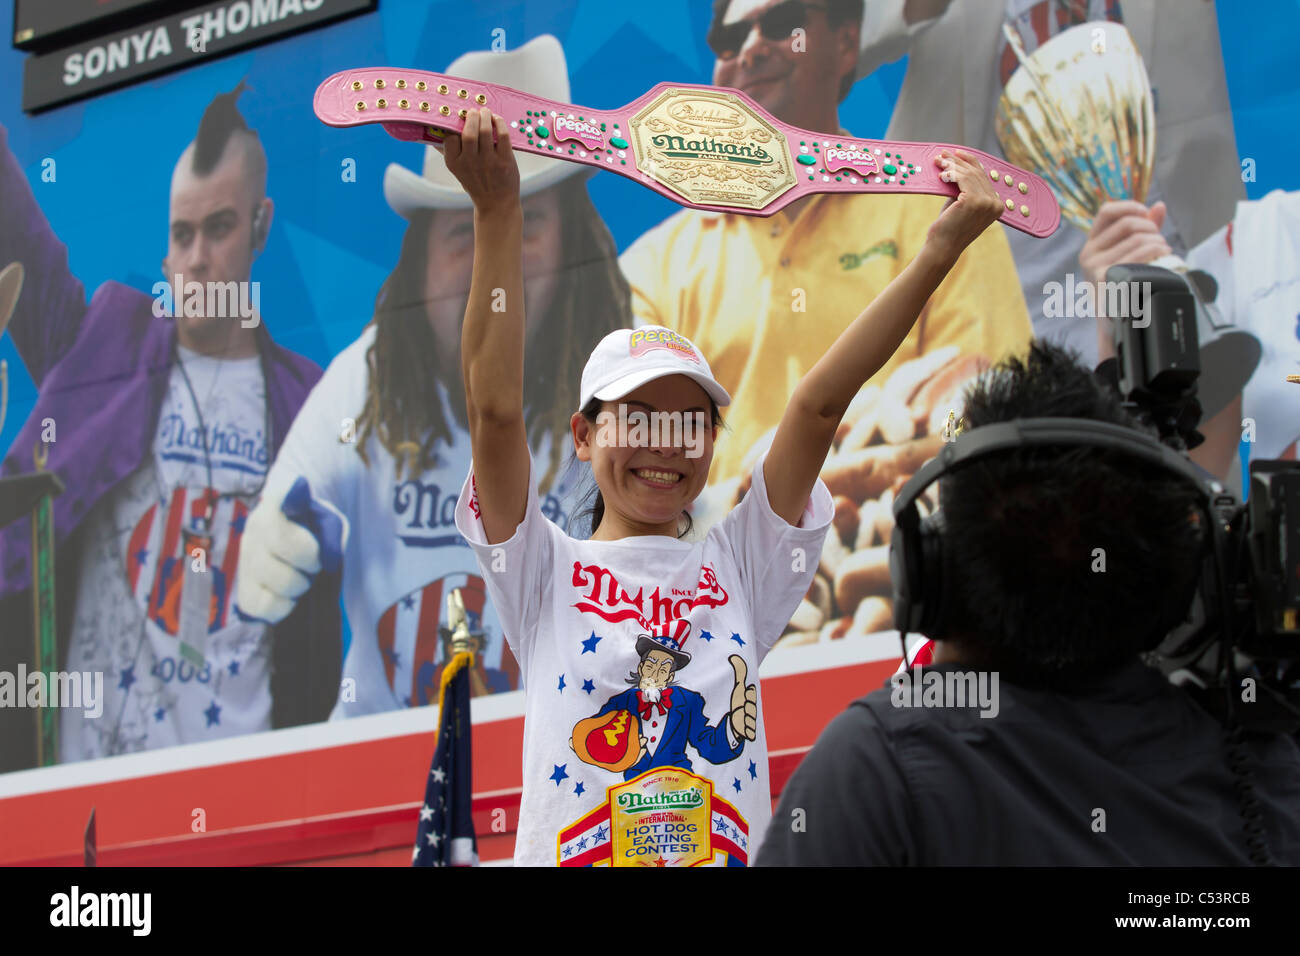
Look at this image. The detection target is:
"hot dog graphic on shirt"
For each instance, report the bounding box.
[571,632,757,780]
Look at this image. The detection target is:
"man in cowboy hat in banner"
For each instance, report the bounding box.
[238,35,633,716]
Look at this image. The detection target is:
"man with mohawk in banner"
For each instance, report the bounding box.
[0,83,334,770]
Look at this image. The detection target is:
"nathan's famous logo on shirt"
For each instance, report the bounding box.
[569,561,729,642]
[393,477,461,548]
[156,414,267,477]
[628,328,700,364]
[558,767,749,866]
[553,116,605,151]
[617,785,706,812]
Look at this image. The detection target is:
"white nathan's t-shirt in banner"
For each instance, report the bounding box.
[455,450,834,867]
[61,349,270,761]
[1187,189,1300,460]
[263,325,582,718]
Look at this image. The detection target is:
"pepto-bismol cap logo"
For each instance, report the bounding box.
[629,328,701,363]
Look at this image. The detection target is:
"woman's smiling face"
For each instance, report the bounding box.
[573,375,718,538]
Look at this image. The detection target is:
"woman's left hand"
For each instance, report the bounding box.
[924,149,1006,263]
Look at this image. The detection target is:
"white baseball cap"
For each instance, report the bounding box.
[579,327,732,409]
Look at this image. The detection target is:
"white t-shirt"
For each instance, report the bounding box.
[264,326,582,717]
[61,349,270,760]
[1187,189,1300,460]
[455,449,834,866]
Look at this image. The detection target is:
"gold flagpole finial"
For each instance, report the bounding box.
[447,588,472,656]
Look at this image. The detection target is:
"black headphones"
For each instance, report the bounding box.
[889,417,1226,646]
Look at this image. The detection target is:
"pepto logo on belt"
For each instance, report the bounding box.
[823,147,879,177]
[554,116,604,151]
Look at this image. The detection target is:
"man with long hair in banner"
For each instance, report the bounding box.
[237,36,632,715]
[0,84,334,770]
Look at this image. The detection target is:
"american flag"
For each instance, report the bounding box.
[412,650,478,867]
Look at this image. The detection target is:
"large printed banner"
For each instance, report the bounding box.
[0,0,1296,792]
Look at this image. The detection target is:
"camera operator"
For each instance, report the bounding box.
[756,341,1300,865]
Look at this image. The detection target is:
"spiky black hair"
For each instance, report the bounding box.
[192,79,256,176]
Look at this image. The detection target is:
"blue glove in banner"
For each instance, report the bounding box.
[281,476,346,577]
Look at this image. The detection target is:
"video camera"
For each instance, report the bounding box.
[1101,264,1300,734]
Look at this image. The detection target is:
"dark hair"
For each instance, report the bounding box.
[574,396,726,540]
[709,0,865,100]
[192,79,266,189]
[938,341,1206,689]
[355,175,631,488]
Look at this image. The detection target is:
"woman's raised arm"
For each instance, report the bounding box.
[448,107,532,544]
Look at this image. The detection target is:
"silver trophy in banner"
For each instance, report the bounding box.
[995,20,1258,419]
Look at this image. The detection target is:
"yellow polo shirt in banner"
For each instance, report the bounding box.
[619,192,1033,484]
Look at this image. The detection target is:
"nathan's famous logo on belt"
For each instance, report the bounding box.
[558,768,750,866]
[553,116,605,151]
[628,327,700,363]
[629,87,795,210]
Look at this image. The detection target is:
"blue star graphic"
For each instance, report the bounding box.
[595,825,609,842]
[118,665,136,692]
[732,777,742,793]
[133,548,149,566]
[230,513,246,533]
[382,646,400,667]
[730,632,745,647]
[154,707,166,722]
[557,673,566,692]
[563,844,574,857]
[582,678,595,695]
[714,815,727,832]
[580,632,602,654]
[574,781,586,797]
[748,759,758,780]
[228,659,240,676]
[204,701,222,727]
[402,594,416,610]
[577,836,589,850]
[699,629,714,642]
[550,764,569,786]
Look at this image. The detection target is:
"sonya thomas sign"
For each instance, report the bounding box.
[22,0,376,113]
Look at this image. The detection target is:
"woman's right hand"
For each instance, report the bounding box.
[442,106,520,215]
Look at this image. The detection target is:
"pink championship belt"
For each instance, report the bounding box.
[314,69,1060,238]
